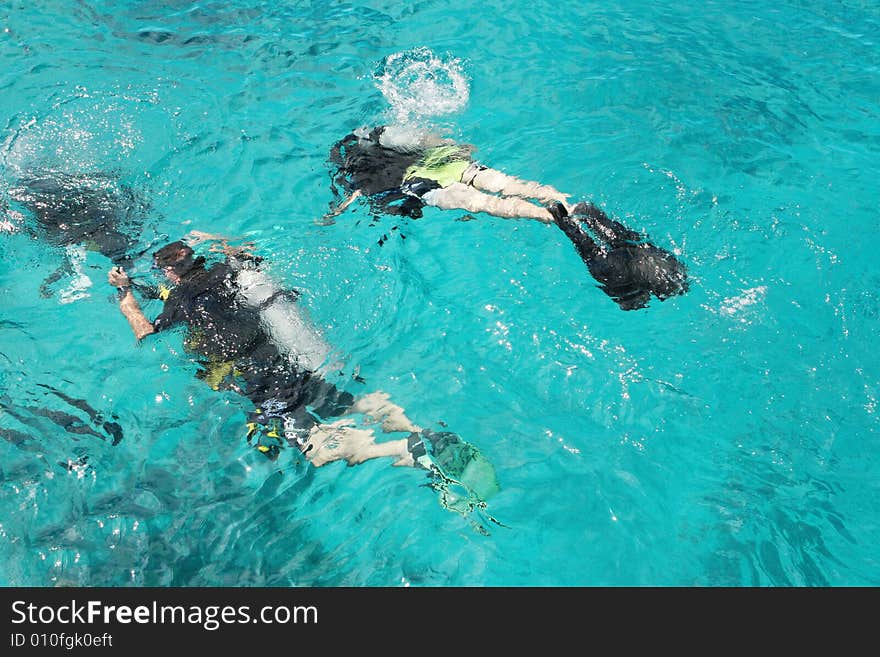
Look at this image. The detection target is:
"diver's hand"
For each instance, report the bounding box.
[185,230,255,256]
[185,230,229,245]
[208,241,256,257]
[108,266,131,288]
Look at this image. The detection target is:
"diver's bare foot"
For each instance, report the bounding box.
[352,391,420,433]
[304,419,412,468]
[304,419,369,467]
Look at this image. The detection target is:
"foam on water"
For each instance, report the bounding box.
[374,47,470,127]
[57,244,93,304]
[2,90,144,178]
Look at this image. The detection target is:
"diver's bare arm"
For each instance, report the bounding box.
[108,267,155,340]
[321,189,362,223]
[185,230,255,257]
[185,230,227,244]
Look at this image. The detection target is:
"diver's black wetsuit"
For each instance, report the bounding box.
[551,202,689,311]
[153,254,354,454]
[8,172,150,300]
[9,172,145,268]
[328,126,434,219]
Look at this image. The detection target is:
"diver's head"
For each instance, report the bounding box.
[153,241,203,281]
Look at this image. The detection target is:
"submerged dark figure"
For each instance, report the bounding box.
[549,202,689,311]
[10,171,146,265]
[8,171,148,298]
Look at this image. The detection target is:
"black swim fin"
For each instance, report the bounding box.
[549,202,602,262]
[551,201,689,310]
[570,201,642,245]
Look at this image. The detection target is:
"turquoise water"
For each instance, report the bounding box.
[1,0,878,586]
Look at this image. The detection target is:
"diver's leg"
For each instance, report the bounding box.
[423,182,554,223]
[303,419,414,468]
[463,165,570,206]
[38,262,71,298]
[350,391,421,434]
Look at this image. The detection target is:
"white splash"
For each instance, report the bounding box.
[720,285,767,317]
[0,218,19,233]
[57,244,93,304]
[1,203,24,232]
[2,89,144,178]
[374,47,470,125]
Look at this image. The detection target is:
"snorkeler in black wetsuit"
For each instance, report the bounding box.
[1,173,135,451]
[549,202,689,311]
[327,125,689,310]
